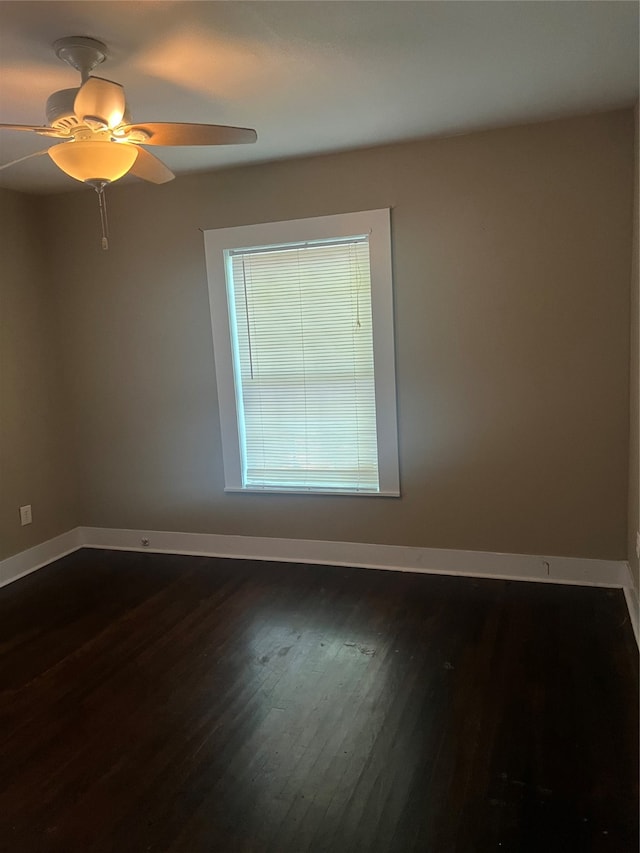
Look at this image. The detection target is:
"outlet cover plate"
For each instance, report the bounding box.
[19,505,32,526]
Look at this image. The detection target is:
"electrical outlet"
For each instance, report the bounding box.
[19,505,32,526]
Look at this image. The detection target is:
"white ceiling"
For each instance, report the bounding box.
[0,1,638,194]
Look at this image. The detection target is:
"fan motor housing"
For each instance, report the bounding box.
[46,88,82,130]
[46,88,131,132]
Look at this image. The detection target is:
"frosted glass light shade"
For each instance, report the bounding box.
[49,141,138,183]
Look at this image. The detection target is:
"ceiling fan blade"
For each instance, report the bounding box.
[120,122,257,146]
[0,147,52,172]
[0,123,68,137]
[129,146,175,184]
[74,77,126,130]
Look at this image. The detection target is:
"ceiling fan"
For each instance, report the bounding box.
[0,36,257,247]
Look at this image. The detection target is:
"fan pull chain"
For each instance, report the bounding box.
[95,183,110,250]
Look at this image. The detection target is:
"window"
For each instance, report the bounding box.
[203,209,399,496]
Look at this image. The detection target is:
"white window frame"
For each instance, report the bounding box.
[203,209,400,497]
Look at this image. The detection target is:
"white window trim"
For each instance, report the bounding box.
[203,209,400,497]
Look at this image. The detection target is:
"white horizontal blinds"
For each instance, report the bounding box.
[228,237,380,491]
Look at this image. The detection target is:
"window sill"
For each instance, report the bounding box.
[223,486,400,497]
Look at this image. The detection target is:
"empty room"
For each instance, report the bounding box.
[1,1,638,851]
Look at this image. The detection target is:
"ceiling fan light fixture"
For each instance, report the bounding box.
[49,140,138,183]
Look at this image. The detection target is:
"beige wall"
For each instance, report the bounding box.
[629,103,639,590]
[0,189,78,561]
[42,109,634,560]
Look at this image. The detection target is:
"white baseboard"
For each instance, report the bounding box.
[0,528,82,588]
[3,526,636,648]
[77,526,630,589]
[623,566,639,646]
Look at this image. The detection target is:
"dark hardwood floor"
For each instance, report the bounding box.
[0,549,637,853]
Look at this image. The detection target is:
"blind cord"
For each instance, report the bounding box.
[354,242,362,330]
